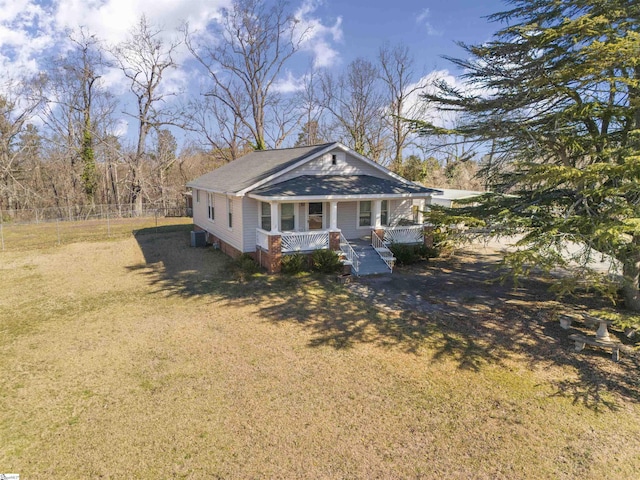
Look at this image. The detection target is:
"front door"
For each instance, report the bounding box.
[308,202,324,230]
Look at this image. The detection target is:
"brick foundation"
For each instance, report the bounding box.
[256,248,280,273]
[372,228,385,240]
[329,231,341,251]
[194,225,353,275]
[255,233,282,273]
[193,224,243,259]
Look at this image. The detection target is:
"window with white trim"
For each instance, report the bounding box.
[207,193,215,221]
[195,189,200,203]
[381,200,389,226]
[227,198,233,228]
[359,201,372,227]
[281,203,295,231]
[308,202,323,230]
[260,202,271,231]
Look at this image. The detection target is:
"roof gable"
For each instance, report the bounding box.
[187,142,418,195]
[250,175,438,199]
[186,143,335,194]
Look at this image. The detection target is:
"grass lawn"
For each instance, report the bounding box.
[1,226,639,478]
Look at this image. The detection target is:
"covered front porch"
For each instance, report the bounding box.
[248,174,438,274]
[255,222,428,253]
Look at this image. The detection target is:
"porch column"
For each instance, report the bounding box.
[264,233,282,273]
[329,201,338,230]
[373,200,382,227]
[270,201,280,233]
[294,202,301,231]
[418,199,427,224]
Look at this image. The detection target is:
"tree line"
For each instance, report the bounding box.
[0,0,482,217]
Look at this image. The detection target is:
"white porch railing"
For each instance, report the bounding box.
[256,228,270,251]
[371,230,394,272]
[281,230,330,252]
[382,225,423,244]
[339,232,360,275]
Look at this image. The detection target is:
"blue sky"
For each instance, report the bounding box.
[1,0,508,81]
[0,0,509,146]
[317,0,506,71]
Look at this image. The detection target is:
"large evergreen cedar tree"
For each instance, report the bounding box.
[412,0,640,313]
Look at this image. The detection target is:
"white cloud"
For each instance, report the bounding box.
[0,0,231,78]
[416,8,442,37]
[111,118,129,137]
[404,70,466,128]
[100,67,128,94]
[294,0,343,69]
[0,0,55,75]
[272,71,305,94]
[53,0,229,46]
[416,8,430,24]
[1,0,342,85]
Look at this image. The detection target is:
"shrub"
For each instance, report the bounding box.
[415,243,439,259]
[311,249,343,274]
[281,253,307,275]
[228,253,261,281]
[389,243,437,266]
[389,244,421,265]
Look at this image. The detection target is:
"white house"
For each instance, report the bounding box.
[187,142,440,275]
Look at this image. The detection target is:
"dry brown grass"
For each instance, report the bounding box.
[1,228,640,479]
[0,216,191,251]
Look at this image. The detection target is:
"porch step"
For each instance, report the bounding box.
[350,242,392,276]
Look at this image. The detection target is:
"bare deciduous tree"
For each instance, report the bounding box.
[150,128,178,211]
[0,74,46,210]
[294,69,327,147]
[185,0,306,151]
[320,58,388,162]
[378,43,425,170]
[112,15,181,214]
[186,83,251,162]
[41,29,116,209]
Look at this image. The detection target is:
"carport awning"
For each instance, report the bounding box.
[248,175,438,201]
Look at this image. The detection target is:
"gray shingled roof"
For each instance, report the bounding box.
[250,175,438,197]
[186,143,336,193]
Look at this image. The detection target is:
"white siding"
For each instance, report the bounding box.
[337,201,359,239]
[192,189,244,252]
[263,149,389,187]
[242,197,259,252]
[335,200,415,239]
[389,199,413,224]
[192,188,207,227]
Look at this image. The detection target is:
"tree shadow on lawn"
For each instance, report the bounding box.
[129,229,639,411]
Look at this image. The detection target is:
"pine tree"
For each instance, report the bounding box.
[413,0,640,311]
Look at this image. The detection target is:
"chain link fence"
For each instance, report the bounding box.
[0,204,190,223]
[0,205,193,251]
